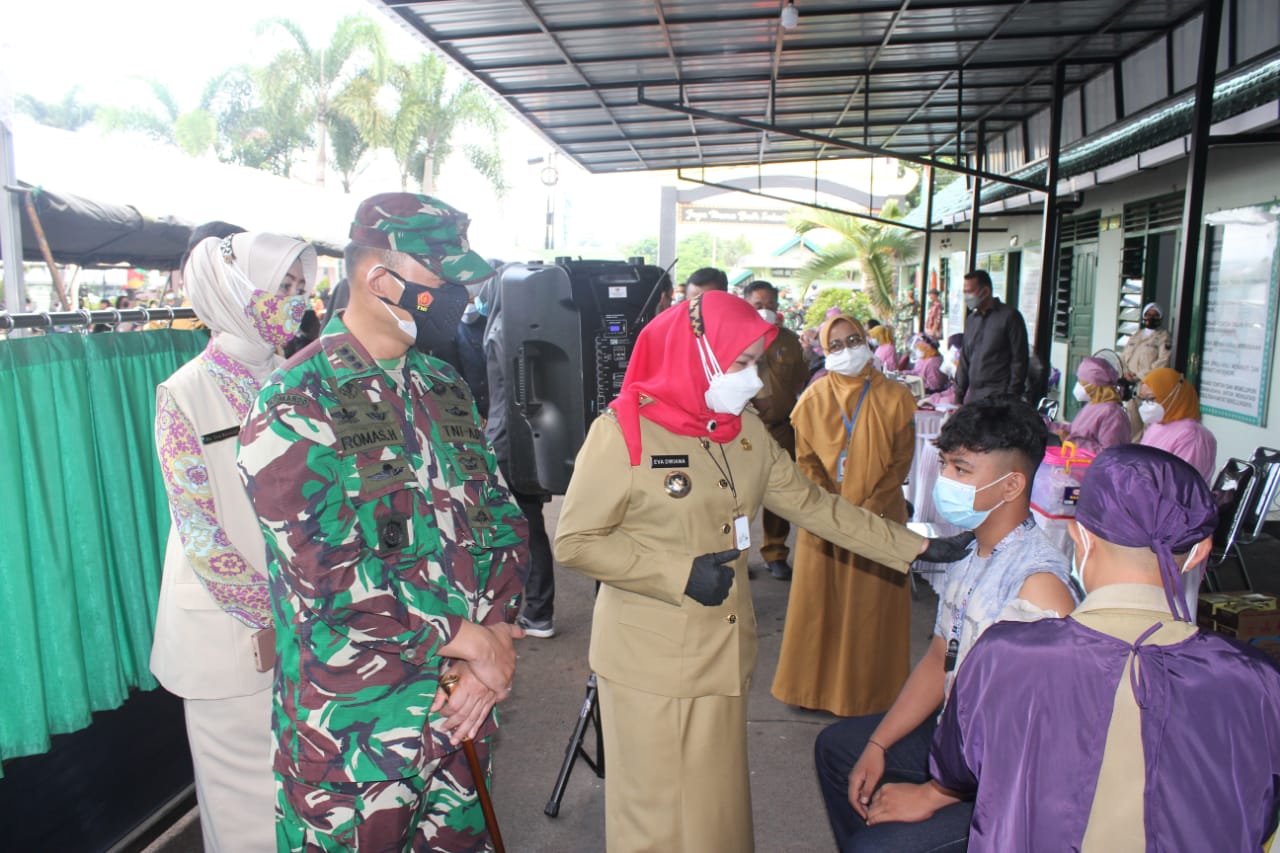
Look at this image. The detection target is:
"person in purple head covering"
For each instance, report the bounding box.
[930,444,1280,853]
[1063,356,1130,453]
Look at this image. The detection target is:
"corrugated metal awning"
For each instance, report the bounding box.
[375,0,1210,176]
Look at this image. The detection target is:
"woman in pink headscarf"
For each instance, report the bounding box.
[1063,357,1130,453]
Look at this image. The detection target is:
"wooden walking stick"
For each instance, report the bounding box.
[439,672,507,853]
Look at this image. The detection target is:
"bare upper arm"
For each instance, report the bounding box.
[1017,572,1076,617]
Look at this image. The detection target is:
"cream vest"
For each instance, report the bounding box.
[150,355,275,699]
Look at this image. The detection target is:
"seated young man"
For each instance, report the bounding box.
[814,397,1078,853]
[930,445,1280,852]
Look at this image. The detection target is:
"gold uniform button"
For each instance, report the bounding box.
[721,523,732,534]
[726,613,738,624]
[718,478,729,489]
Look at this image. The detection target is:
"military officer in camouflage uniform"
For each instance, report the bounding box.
[237,192,529,852]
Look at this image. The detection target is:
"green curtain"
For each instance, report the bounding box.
[0,329,209,768]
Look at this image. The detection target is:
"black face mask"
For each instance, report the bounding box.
[378,267,470,355]
[1144,317,1161,329]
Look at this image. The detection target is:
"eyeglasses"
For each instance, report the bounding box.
[1136,391,1159,403]
[827,335,865,353]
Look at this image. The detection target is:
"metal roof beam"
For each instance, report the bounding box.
[881,0,1033,148]
[637,90,1046,192]
[499,59,1103,95]
[816,0,913,160]
[651,0,703,163]
[465,26,1159,72]
[933,0,1195,156]
[509,0,649,168]
[427,0,1105,41]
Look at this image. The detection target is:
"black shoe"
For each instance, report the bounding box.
[768,560,792,581]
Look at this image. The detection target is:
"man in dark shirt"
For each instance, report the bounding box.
[743,280,810,580]
[954,270,1028,403]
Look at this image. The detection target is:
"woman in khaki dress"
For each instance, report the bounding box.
[1120,302,1172,438]
[771,315,916,717]
[554,292,970,853]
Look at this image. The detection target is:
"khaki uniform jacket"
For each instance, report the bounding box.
[554,407,924,699]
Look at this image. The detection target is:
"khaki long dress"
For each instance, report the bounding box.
[771,365,917,716]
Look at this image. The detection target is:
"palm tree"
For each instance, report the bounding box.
[336,55,507,195]
[789,209,918,321]
[202,67,312,177]
[256,15,387,187]
[16,87,98,130]
[97,79,216,157]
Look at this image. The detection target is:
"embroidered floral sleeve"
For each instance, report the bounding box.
[156,385,272,628]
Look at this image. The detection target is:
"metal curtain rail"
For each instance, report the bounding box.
[0,307,197,331]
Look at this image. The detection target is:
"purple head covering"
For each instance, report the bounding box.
[946,333,964,352]
[1075,444,1218,621]
[1076,356,1118,387]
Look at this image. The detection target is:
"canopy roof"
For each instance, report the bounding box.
[380,0,1210,175]
[9,184,192,270]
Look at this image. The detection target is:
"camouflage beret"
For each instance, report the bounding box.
[350,192,495,290]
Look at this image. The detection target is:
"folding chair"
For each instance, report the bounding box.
[1236,447,1280,579]
[1206,458,1262,591]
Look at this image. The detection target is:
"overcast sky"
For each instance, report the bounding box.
[1,1,910,263]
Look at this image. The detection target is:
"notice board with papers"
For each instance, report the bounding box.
[1198,201,1280,427]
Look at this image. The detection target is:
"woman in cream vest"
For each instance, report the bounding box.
[152,232,315,853]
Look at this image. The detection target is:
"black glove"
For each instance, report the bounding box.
[684,549,740,606]
[918,532,976,564]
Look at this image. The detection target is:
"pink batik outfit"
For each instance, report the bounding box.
[1140,418,1218,485]
[151,338,279,853]
[1065,402,1130,455]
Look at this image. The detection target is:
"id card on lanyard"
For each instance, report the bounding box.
[835,382,871,483]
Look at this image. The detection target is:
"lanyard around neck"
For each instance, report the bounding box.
[835,381,872,440]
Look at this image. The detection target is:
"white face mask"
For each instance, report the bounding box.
[757,308,779,325]
[696,334,762,415]
[825,345,872,377]
[1073,382,1091,403]
[705,366,763,415]
[941,358,957,377]
[1139,400,1166,425]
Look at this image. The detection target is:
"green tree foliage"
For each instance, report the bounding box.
[256,15,388,187]
[620,236,659,263]
[903,160,961,213]
[97,78,216,157]
[673,232,751,285]
[328,114,370,194]
[789,209,917,321]
[202,67,311,176]
[336,54,506,195]
[16,87,98,130]
[803,287,874,330]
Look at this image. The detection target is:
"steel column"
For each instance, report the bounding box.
[1033,63,1066,366]
[919,165,936,333]
[967,120,985,265]
[0,119,23,315]
[1173,0,1224,377]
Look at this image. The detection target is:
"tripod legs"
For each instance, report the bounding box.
[544,672,605,817]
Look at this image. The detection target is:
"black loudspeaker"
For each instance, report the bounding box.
[499,258,666,495]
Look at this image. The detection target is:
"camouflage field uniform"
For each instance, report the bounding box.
[237,315,528,852]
